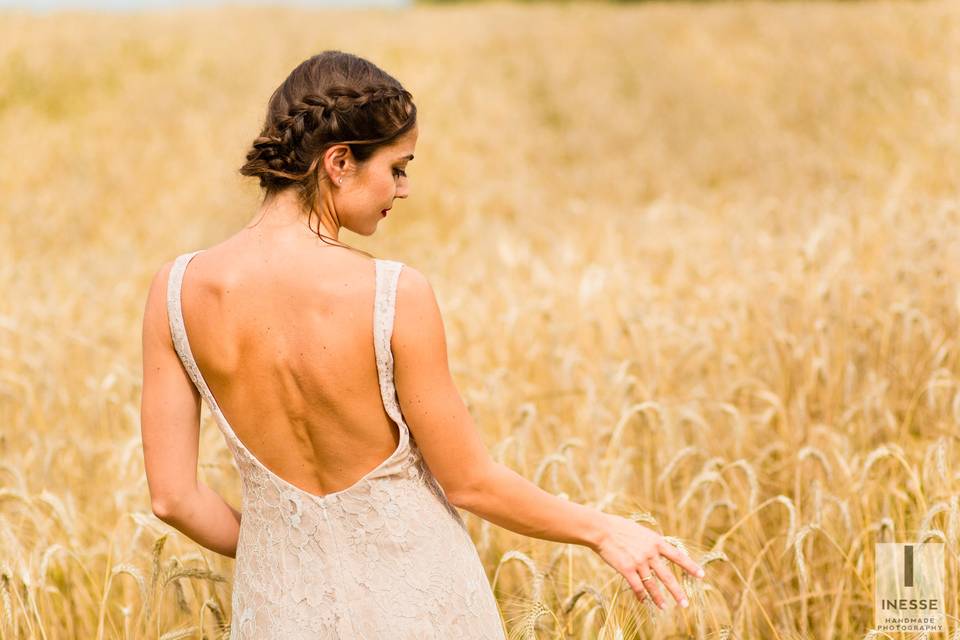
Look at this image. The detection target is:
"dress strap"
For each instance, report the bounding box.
[373,259,408,434]
[165,250,207,395]
[165,249,251,461]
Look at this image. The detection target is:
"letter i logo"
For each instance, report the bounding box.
[904,545,913,588]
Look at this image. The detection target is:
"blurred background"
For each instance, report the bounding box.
[0,0,410,11]
[1,0,958,638]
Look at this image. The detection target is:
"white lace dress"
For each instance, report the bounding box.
[166,250,507,639]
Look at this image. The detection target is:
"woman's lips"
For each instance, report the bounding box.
[381,208,390,216]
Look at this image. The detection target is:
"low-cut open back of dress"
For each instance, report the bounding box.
[166,249,507,639]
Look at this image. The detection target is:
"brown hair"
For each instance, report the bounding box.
[239,50,417,256]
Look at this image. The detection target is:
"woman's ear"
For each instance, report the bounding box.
[322,144,352,185]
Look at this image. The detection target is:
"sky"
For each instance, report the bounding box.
[0,0,411,11]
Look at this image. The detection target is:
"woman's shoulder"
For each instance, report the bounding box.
[391,260,427,291]
[392,262,443,320]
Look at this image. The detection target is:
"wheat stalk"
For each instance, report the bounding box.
[723,459,759,511]
[163,566,227,587]
[493,550,544,602]
[562,584,607,617]
[656,446,705,489]
[697,499,737,541]
[159,625,198,640]
[0,570,14,637]
[518,599,549,640]
[141,534,169,624]
[109,564,148,605]
[604,402,665,461]
[199,597,228,637]
[797,445,834,481]
[678,470,723,511]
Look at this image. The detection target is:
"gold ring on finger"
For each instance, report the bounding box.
[640,573,654,582]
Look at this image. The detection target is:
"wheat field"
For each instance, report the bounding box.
[0,0,958,638]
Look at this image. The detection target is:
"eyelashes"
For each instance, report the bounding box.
[393,168,407,179]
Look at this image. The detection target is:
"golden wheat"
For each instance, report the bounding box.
[1,0,958,637]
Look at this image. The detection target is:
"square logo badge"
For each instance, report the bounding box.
[875,542,945,633]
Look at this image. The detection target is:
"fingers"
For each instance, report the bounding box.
[658,540,706,579]
[623,567,649,604]
[636,562,666,609]
[650,555,688,608]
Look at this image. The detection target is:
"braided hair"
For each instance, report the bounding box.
[239,51,416,255]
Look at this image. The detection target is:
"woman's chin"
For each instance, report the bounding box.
[339,221,377,237]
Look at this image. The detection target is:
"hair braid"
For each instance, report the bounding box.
[238,51,416,253]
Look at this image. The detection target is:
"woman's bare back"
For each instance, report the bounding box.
[164,245,507,638]
[177,238,400,499]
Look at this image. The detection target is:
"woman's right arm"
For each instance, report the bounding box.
[391,267,705,609]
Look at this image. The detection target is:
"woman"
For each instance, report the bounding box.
[140,50,704,639]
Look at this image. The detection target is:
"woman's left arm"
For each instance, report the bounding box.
[140,261,241,558]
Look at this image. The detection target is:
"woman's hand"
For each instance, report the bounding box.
[592,513,705,609]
